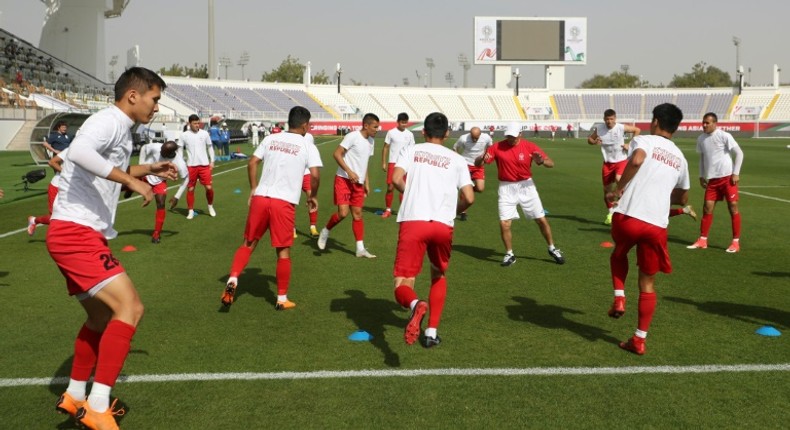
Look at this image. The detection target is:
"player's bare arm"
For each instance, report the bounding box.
[533,152,554,168]
[333,145,359,183]
[670,188,689,207]
[129,161,177,180]
[587,128,600,145]
[48,154,64,172]
[381,144,389,171]
[247,156,262,205]
[457,184,475,214]
[108,167,155,206]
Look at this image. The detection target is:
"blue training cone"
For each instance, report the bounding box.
[374,210,384,215]
[755,325,781,337]
[348,330,373,341]
[234,188,242,194]
[373,188,382,193]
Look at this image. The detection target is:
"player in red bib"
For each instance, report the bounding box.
[391,112,474,348]
[46,68,175,429]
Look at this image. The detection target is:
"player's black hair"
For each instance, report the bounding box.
[53,120,67,130]
[604,109,616,118]
[188,114,200,123]
[703,112,718,122]
[288,106,311,129]
[161,140,179,158]
[362,113,380,125]
[114,67,166,102]
[397,112,409,122]
[652,103,683,133]
[423,112,449,139]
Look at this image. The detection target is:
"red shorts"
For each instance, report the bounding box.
[611,213,671,276]
[46,220,126,296]
[704,176,739,202]
[334,176,366,207]
[468,165,485,181]
[144,177,167,195]
[393,221,454,278]
[244,196,296,247]
[48,183,59,213]
[188,166,212,187]
[386,163,407,186]
[602,161,627,186]
[302,174,311,193]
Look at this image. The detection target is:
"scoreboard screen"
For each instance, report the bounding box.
[474,17,587,65]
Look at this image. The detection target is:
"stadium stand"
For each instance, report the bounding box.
[766,89,790,120]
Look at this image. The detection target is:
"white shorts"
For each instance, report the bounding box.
[498,179,545,221]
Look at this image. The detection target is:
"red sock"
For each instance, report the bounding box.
[154,209,166,234]
[71,324,102,381]
[309,210,318,225]
[394,285,418,309]
[276,257,291,296]
[352,219,364,241]
[731,212,741,239]
[187,190,195,209]
[206,188,215,205]
[385,192,393,210]
[93,320,136,387]
[668,208,684,217]
[325,213,341,230]
[637,292,657,333]
[35,215,51,225]
[229,245,253,278]
[610,245,629,291]
[427,277,447,329]
[700,213,713,237]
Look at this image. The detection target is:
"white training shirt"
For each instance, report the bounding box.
[140,142,189,194]
[453,132,493,166]
[50,147,69,188]
[253,132,322,204]
[615,135,690,228]
[178,128,214,166]
[52,106,135,239]
[696,128,744,180]
[384,128,416,164]
[595,123,628,163]
[335,130,374,184]
[395,143,473,227]
[303,133,323,175]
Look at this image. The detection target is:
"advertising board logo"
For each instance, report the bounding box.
[568,26,582,43]
[480,25,494,42]
[476,48,497,61]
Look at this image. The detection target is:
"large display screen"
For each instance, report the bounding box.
[474,17,587,65]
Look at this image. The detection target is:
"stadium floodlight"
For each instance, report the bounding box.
[512,68,521,96]
[336,63,342,94]
[219,55,232,80]
[426,58,435,87]
[732,36,741,84]
[458,54,470,88]
[108,55,118,82]
[445,72,454,86]
[237,51,250,80]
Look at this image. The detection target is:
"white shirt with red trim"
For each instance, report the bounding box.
[395,143,472,227]
[253,132,322,204]
[453,133,493,166]
[696,128,744,179]
[178,129,214,166]
[595,123,628,163]
[615,135,690,228]
[52,106,135,239]
[335,130,374,184]
[384,128,416,163]
[485,139,547,182]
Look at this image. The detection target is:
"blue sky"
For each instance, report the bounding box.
[1,0,787,88]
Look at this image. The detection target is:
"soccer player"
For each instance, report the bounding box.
[687,112,745,253]
[452,126,492,221]
[179,114,216,220]
[381,112,415,218]
[476,122,565,267]
[221,106,321,310]
[300,132,323,238]
[392,112,474,348]
[47,67,174,429]
[588,109,643,225]
[607,103,690,356]
[138,140,188,243]
[317,113,380,258]
[27,148,68,236]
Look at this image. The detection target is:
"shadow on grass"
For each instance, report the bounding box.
[116,229,180,240]
[216,268,277,312]
[330,289,402,367]
[665,296,789,329]
[751,271,790,278]
[451,244,500,263]
[548,213,602,226]
[506,296,620,344]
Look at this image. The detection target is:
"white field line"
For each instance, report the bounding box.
[1,363,788,388]
[740,191,790,203]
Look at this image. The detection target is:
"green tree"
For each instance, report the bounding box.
[669,62,732,87]
[261,55,331,84]
[580,71,645,88]
[157,63,208,78]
